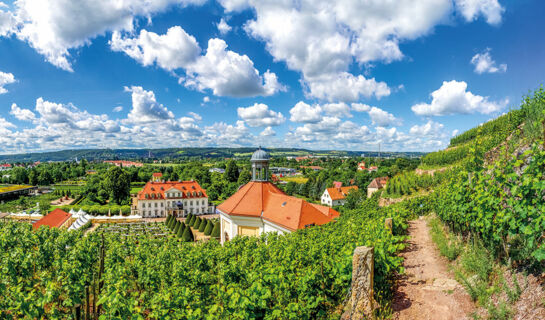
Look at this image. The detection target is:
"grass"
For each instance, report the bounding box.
[428,216,528,320]
[280,176,309,184]
[130,187,143,194]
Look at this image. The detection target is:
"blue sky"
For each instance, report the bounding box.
[0,0,544,154]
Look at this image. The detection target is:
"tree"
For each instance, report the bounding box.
[237,168,251,185]
[198,218,207,232]
[177,222,185,237]
[223,160,239,182]
[344,189,364,210]
[38,170,53,185]
[11,167,28,184]
[103,166,131,205]
[174,221,181,234]
[204,220,213,236]
[193,217,201,229]
[28,169,38,186]
[182,226,194,242]
[211,222,220,238]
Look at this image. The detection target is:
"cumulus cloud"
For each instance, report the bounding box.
[411,80,507,116]
[289,101,322,123]
[217,0,504,103]
[10,103,36,122]
[237,103,285,127]
[471,48,507,74]
[367,106,399,127]
[124,86,175,123]
[0,117,16,135]
[7,0,206,71]
[322,102,352,118]
[454,0,504,25]
[187,111,202,121]
[0,6,15,37]
[113,106,123,112]
[0,71,15,94]
[217,18,232,35]
[182,38,285,97]
[260,126,275,136]
[409,120,445,137]
[110,26,200,71]
[204,120,250,146]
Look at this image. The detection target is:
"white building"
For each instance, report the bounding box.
[131,179,213,217]
[321,186,359,207]
[217,148,339,244]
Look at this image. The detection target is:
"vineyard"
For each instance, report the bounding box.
[0,195,422,319]
[383,170,449,198]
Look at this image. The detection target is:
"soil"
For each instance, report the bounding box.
[392,218,475,320]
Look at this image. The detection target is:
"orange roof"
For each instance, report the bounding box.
[300,165,324,170]
[152,172,163,177]
[137,180,207,200]
[333,181,343,188]
[33,208,71,230]
[368,177,388,189]
[326,186,359,200]
[217,181,339,231]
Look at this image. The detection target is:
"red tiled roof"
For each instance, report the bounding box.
[368,177,388,189]
[152,172,163,177]
[217,181,339,231]
[333,181,343,188]
[326,186,359,200]
[137,181,207,200]
[33,208,71,230]
[103,160,143,167]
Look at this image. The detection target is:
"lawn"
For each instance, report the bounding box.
[130,187,143,194]
[280,176,309,184]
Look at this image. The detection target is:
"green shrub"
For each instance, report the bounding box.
[174,221,181,234]
[211,221,220,238]
[182,226,194,242]
[198,218,207,232]
[177,222,185,238]
[204,220,213,236]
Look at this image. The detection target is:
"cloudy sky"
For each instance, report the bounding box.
[0,0,543,154]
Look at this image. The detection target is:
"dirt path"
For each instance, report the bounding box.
[392,218,474,320]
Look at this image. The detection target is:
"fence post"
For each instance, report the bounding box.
[342,246,375,320]
[384,218,393,233]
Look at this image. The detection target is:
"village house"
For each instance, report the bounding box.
[367,177,389,198]
[357,161,378,172]
[217,148,339,244]
[104,160,143,167]
[321,184,359,207]
[33,208,72,230]
[131,176,212,217]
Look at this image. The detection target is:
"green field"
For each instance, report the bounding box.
[279,176,309,184]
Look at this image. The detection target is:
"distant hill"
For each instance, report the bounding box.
[0,147,425,163]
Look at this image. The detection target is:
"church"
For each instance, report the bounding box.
[217,148,339,243]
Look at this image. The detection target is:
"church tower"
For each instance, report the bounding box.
[251,147,270,181]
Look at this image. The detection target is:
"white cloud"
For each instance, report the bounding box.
[409,120,445,137]
[0,6,15,37]
[8,0,206,71]
[260,126,275,136]
[454,0,504,25]
[452,129,459,136]
[351,103,371,112]
[217,18,232,35]
[237,103,285,127]
[0,71,15,94]
[110,26,200,71]
[289,101,322,123]
[204,120,250,146]
[10,103,36,122]
[183,38,285,97]
[124,86,175,123]
[188,111,202,121]
[367,106,399,127]
[0,117,16,135]
[322,102,352,118]
[411,80,507,116]
[202,96,210,103]
[304,72,390,102]
[113,106,123,112]
[471,48,507,74]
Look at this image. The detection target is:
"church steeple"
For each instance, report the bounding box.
[251,147,270,181]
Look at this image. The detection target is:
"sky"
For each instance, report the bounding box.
[0,0,544,154]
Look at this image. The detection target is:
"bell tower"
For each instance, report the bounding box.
[251,147,270,181]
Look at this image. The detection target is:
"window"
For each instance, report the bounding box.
[148,203,151,208]
[161,202,163,207]
[190,201,193,206]
[155,203,158,208]
[196,208,199,214]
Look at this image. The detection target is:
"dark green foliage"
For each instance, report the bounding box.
[223,159,239,182]
[181,226,194,242]
[193,217,201,229]
[177,222,185,237]
[173,220,181,234]
[204,220,213,236]
[211,221,220,238]
[198,218,207,232]
[103,166,131,205]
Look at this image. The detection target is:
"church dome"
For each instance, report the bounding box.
[251,147,270,161]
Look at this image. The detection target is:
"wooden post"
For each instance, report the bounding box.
[384,218,393,233]
[342,246,375,320]
[85,285,90,320]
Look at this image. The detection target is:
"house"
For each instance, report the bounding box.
[132,180,212,217]
[151,172,163,182]
[367,177,389,198]
[209,168,226,174]
[357,161,378,172]
[103,160,143,167]
[300,165,324,171]
[218,148,339,244]
[33,208,72,230]
[0,164,11,171]
[321,185,359,207]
